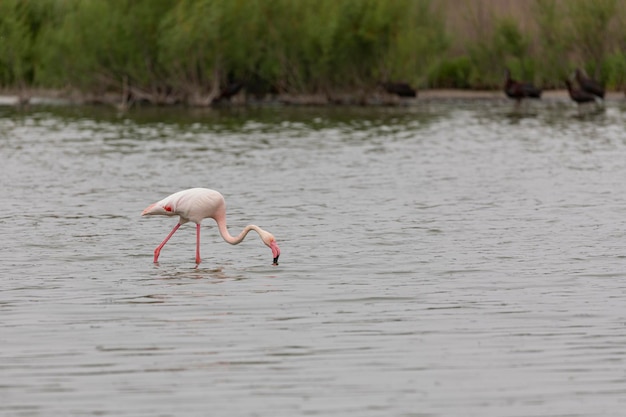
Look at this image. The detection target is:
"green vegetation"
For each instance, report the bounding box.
[1,0,625,104]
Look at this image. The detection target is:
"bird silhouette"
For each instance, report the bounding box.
[379,82,417,98]
[565,79,596,105]
[575,68,605,100]
[504,68,542,104]
[142,188,280,265]
[211,82,244,104]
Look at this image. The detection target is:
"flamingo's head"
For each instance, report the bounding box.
[142,203,174,216]
[259,230,280,266]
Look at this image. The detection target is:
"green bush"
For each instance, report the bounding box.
[428,57,471,89]
[0,0,35,87]
[1,0,625,100]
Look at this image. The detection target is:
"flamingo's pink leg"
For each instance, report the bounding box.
[154,223,181,263]
[196,223,202,264]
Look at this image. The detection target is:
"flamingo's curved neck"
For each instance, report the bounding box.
[214,210,261,245]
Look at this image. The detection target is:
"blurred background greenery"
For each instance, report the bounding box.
[1,0,625,104]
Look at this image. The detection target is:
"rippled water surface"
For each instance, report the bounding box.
[2,100,626,416]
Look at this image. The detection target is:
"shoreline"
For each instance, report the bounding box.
[0,88,623,108]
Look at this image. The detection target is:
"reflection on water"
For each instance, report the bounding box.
[1,100,626,417]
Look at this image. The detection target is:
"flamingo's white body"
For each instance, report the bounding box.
[142,188,280,265]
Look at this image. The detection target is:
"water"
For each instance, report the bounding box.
[1,100,626,416]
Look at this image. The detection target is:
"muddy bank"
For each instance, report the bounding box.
[0,88,623,108]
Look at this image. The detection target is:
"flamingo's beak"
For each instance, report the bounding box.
[270,241,280,265]
[141,203,157,216]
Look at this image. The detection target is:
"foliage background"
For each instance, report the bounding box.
[1,0,625,104]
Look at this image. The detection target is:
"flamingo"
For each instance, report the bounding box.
[142,188,280,265]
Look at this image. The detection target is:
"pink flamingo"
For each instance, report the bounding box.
[142,188,280,265]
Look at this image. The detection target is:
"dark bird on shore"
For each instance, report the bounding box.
[565,79,597,105]
[379,82,417,98]
[504,68,542,103]
[211,81,244,104]
[575,68,604,99]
